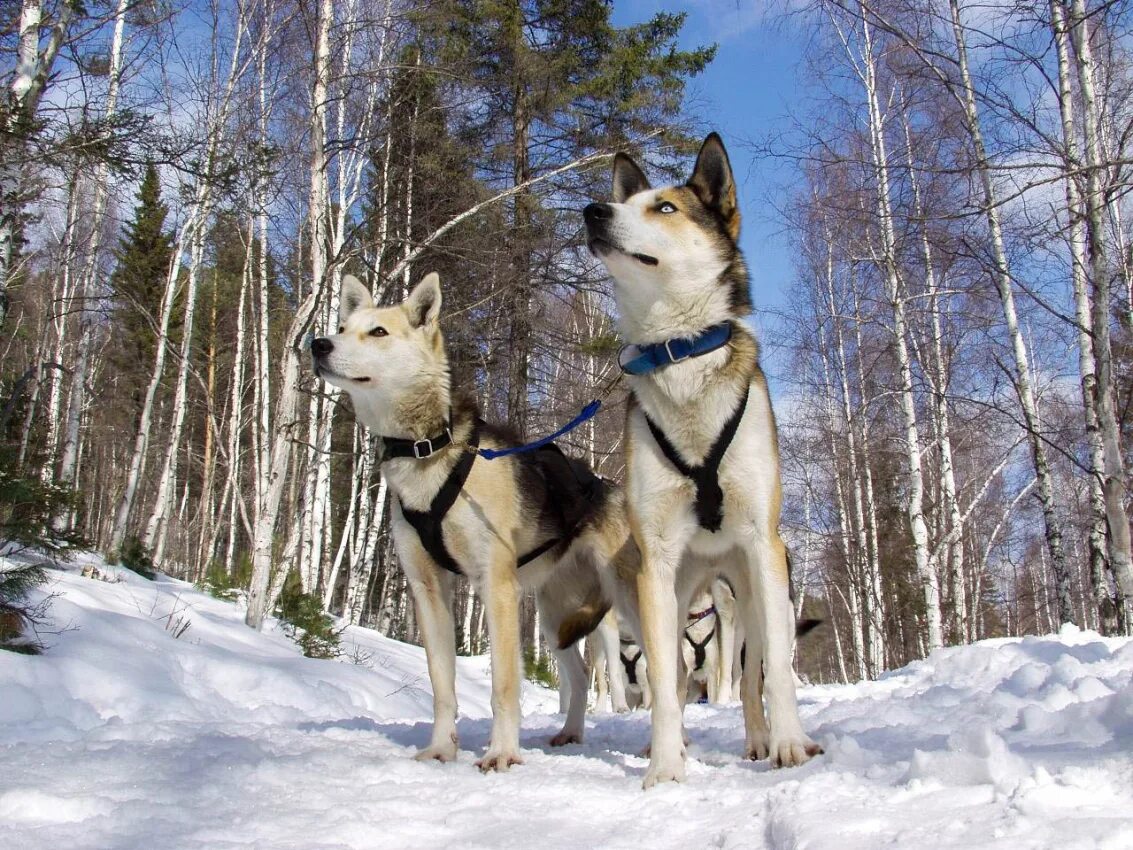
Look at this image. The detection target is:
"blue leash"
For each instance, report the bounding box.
[474,322,732,460]
[477,398,603,459]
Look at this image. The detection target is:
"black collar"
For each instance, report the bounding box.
[381,425,453,460]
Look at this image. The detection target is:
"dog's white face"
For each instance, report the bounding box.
[311,273,445,426]
[583,134,747,339]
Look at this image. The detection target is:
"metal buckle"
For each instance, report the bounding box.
[664,338,690,363]
[413,438,433,459]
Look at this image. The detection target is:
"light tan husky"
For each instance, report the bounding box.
[311,273,636,770]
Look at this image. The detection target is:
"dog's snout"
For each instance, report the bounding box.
[584,203,613,225]
[311,336,334,358]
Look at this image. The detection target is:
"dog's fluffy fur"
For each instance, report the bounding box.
[312,274,634,769]
[584,133,822,787]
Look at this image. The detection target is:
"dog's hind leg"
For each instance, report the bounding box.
[744,533,822,767]
[598,610,630,713]
[548,641,588,746]
[402,552,460,763]
[475,552,525,772]
[590,631,610,711]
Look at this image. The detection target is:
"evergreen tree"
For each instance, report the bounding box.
[415,1,715,431]
[108,164,175,413]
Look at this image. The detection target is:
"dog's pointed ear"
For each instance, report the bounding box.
[339,275,374,326]
[612,152,650,203]
[405,272,442,329]
[688,133,740,239]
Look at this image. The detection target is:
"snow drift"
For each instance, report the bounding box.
[2,552,1132,850]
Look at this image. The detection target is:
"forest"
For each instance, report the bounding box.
[2,0,1131,682]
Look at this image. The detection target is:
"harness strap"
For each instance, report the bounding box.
[619,648,643,686]
[398,424,563,576]
[644,385,750,532]
[399,425,481,575]
[688,605,716,624]
[684,629,715,670]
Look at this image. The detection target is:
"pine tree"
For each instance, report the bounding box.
[108,164,175,414]
[415,0,715,431]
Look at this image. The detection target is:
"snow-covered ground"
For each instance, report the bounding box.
[3,552,1133,850]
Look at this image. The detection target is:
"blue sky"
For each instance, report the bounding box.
[611,1,810,383]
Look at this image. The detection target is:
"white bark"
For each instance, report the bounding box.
[858,10,943,650]
[1066,0,1133,605]
[947,0,1074,626]
[247,0,334,629]
[1051,0,1116,629]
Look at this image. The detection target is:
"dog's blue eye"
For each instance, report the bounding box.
[369,326,387,337]
[658,202,677,214]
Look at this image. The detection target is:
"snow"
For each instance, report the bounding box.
[3,552,1133,850]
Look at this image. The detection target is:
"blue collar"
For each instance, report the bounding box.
[617,322,733,376]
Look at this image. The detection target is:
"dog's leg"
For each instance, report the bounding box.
[636,545,687,788]
[598,611,630,713]
[403,557,460,763]
[713,581,735,703]
[549,642,588,745]
[476,553,524,772]
[591,632,610,711]
[746,534,822,767]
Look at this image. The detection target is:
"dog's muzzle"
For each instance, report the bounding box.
[583,203,615,254]
[311,337,334,358]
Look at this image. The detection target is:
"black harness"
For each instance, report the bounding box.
[684,606,717,670]
[643,386,750,532]
[390,422,575,577]
[619,646,643,686]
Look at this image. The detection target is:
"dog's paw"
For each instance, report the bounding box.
[612,703,630,714]
[549,730,583,747]
[642,752,687,789]
[770,735,823,768]
[744,729,771,761]
[414,736,459,763]
[475,747,524,772]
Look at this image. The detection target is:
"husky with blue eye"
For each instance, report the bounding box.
[583,133,822,788]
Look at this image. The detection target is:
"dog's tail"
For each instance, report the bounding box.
[556,588,611,650]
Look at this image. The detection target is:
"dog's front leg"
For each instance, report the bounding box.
[746,534,822,767]
[476,553,524,772]
[402,552,460,763]
[637,547,686,788]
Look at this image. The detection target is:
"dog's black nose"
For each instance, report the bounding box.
[584,203,613,225]
[311,337,334,358]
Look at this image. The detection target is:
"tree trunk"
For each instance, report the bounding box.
[947,0,1074,626]
[1066,0,1133,609]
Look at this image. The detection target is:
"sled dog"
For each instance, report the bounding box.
[311,273,633,770]
[583,132,822,787]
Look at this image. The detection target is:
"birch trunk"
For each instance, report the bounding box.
[1,0,76,330]
[1066,0,1133,607]
[1051,0,1118,631]
[246,0,334,629]
[859,11,943,650]
[947,0,1074,626]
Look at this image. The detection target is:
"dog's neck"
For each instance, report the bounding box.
[350,364,453,442]
[612,278,745,347]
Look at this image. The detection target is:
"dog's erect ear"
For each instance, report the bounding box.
[612,152,650,203]
[687,133,740,239]
[405,272,442,329]
[339,275,374,326]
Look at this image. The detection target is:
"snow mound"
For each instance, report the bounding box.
[2,553,1132,850]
